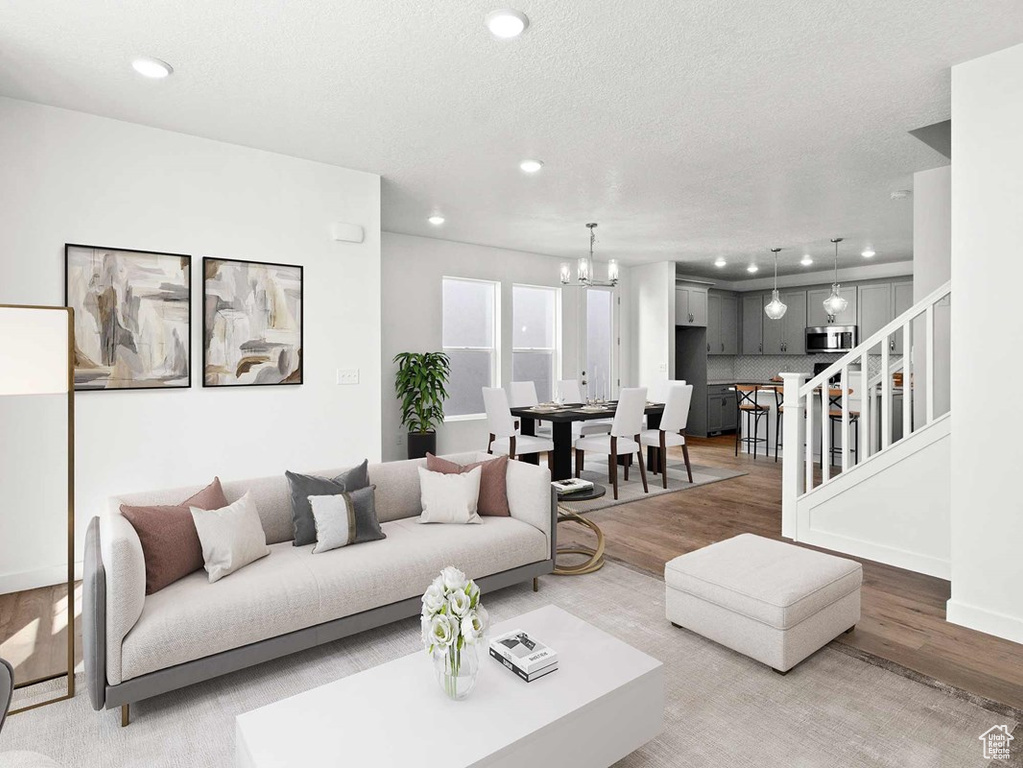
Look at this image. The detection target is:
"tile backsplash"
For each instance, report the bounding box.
[711,354,902,382]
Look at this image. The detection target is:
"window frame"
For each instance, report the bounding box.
[441,276,501,422]
[511,283,562,403]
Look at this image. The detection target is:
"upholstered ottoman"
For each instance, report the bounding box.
[665,534,861,673]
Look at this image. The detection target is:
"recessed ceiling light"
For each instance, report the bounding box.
[485,9,529,38]
[428,215,445,225]
[861,249,876,258]
[800,255,813,266]
[747,264,758,274]
[520,159,544,173]
[132,57,173,79]
[714,258,727,268]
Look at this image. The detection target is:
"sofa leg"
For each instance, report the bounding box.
[670,622,682,629]
[844,625,856,634]
[532,577,539,593]
[120,704,130,727]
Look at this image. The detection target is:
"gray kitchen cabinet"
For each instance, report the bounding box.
[706,385,737,434]
[741,293,764,354]
[763,290,807,354]
[807,286,857,327]
[707,292,739,355]
[707,395,724,433]
[676,285,709,327]
[858,283,892,352]
[721,294,739,354]
[893,281,913,354]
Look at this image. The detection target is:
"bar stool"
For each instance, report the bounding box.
[735,385,771,459]
[827,387,860,467]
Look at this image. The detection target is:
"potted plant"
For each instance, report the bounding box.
[393,351,451,459]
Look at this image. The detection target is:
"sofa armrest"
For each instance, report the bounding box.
[83,517,106,710]
[502,458,555,558]
[99,512,146,687]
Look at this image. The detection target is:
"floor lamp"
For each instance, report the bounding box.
[0,304,75,713]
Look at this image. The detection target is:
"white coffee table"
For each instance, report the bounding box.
[236,604,664,768]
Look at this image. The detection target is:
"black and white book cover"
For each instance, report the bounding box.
[488,629,558,674]
[489,647,558,682]
[552,478,594,495]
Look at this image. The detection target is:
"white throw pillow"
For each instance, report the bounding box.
[418,465,482,525]
[190,491,270,583]
[309,494,355,554]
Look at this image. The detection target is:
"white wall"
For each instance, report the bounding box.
[628,262,676,389]
[948,43,1023,643]
[380,233,629,462]
[912,165,951,421]
[0,98,382,591]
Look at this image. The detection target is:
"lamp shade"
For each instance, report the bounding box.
[0,307,70,396]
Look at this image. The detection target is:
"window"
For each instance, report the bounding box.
[442,277,499,418]
[512,285,560,402]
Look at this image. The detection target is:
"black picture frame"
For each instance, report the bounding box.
[202,256,304,388]
[64,243,192,392]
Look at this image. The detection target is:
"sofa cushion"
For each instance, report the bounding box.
[286,461,370,546]
[664,534,862,630]
[118,516,548,682]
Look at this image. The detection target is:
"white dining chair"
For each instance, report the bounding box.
[483,387,554,469]
[508,381,553,437]
[640,383,694,487]
[573,387,649,500]
[557,379,612,436]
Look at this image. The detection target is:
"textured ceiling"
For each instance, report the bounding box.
[1,0,1018,280]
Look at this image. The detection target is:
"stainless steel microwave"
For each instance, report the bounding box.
[805,325,858,353]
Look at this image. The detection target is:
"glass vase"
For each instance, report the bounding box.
[433,641,480,700]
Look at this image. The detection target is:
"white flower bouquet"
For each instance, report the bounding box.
[421,566,489,699]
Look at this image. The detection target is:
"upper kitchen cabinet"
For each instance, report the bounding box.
[807,286,857,327]
[707,292,739,355]
[762,290,808,354]
[676,284,709,327]
[859,280,915,354]
[741,293,764,354]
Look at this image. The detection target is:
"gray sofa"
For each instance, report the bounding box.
[84,452,556,725]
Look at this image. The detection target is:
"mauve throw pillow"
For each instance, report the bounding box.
[426,453,510,516]
[286,460,370,546]
[120,477,229,594]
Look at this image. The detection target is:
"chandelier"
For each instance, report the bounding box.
[560,223,619,287]
[822,238,848,321]
[764,247,787,320]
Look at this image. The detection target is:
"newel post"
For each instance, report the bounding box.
[780,372,808,540]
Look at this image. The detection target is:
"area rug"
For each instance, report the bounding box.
[3,562,1018,767]
[559,458,746,513]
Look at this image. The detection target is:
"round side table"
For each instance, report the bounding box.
[553,484,607,576]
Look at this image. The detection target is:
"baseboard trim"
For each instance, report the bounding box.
[946,599,1023,645]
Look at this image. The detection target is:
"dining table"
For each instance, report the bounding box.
[509,401,665,481]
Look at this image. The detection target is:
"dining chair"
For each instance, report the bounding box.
[508,381,553,438]
[557,379,611,436]
[640,383,694,487]
[648,378,686,404]
[482,387,555,470]
[573,387,649,500]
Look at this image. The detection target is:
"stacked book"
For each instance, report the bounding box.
[552,478,594,497]
[488,629,558,683]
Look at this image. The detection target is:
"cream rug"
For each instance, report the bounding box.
[559,458,746,513]
[3,562,1019,767]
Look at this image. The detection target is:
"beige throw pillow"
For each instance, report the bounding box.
[190,491,270,583]
[418,466,482,525]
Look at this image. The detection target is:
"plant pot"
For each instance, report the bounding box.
[407,431,436,459]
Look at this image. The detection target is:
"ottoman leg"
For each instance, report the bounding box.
[844,625,855,634]
[773,668,789,676]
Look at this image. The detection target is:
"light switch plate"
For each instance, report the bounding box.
[337,368,360,385]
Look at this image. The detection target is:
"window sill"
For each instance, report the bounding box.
[444,414,487,423]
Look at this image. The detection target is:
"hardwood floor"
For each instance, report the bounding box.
[0,581,81,687]
[560,434,1023,710]
[1,438,1020,712]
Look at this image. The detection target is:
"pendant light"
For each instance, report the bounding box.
[822,238,849,321]
[560,223,619,287]
[764,248,787,320]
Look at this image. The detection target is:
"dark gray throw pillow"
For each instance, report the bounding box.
[286,460,370,546]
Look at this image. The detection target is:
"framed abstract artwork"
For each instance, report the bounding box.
[202,257,303,387]
[64,244,191,391]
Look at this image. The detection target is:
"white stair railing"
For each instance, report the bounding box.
[780,280,951,537]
